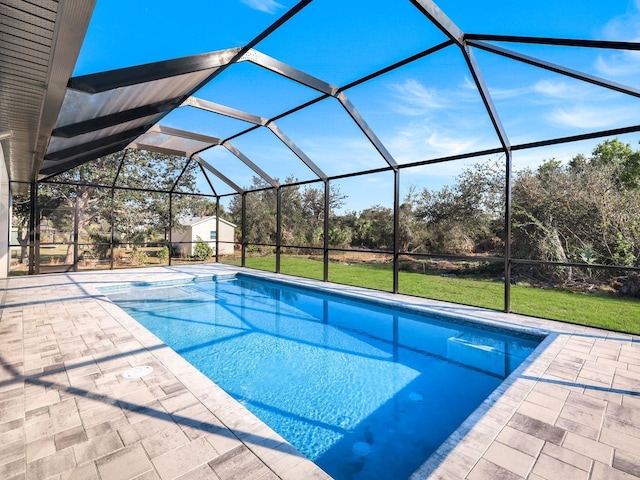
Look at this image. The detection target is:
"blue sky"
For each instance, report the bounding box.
[75,0,640,211]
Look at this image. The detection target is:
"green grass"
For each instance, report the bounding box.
[510,286,640,335]
[281,256,323,280]
[400,273,504,310]
[240,255,640,335]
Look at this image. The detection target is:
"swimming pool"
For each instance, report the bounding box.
[106,274,543,479]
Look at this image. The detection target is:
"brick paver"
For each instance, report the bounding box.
[1,264,640,479]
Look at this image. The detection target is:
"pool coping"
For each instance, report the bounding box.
[2,264,640,479]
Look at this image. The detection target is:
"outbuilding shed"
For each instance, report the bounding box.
[171,216,236,256]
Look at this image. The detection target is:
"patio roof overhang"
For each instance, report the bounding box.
[0,0,96,194]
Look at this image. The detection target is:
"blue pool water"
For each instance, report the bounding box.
[106,275,542,480]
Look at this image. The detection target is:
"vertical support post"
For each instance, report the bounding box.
[0,172,9,278]
[73,197,79,272]
[29,182,36,275]
[215,197,220,263]
[393,169,400,294]
[504,150,513,313]
[110,187,115,270]
[323,180,330,282]
[110,150,126,270]
[276,186,282,274]
[241,193,246,267]
[168,193,173,266]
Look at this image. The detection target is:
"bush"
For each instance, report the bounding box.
[113,248,128,265]
[193,237,213,260]
[157,246,169,264]
[130,247,148,265]
[612,273,640,298]
[88,233,112,259]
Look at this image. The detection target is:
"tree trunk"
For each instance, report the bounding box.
[541,226,571,281]
[17,234,27,263]
[64,231,74,264]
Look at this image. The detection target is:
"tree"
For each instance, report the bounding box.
[280,180,304,246]
[578,138,640,189]
[11,193,31,264]
[511,160,573,269]
[512,140,640,279]
[228,177,277,248]
[349,206,394,250]
[21,150,217,265]
[37,155,119,263]
[228,177,346,250]
[411,158,505,254]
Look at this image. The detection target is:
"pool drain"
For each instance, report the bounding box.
[122,365,153,379]
[352,442,371,456]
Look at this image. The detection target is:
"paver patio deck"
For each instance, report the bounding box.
[1,264,639,479]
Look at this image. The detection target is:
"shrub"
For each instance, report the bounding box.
[157,246,169,264]
[193,236,213,260]
[130,247,148,266]
[113,248,128,265]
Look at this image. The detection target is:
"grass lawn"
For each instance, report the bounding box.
[240,255,640,335]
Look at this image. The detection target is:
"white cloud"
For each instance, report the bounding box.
[595,2,640,78]
[383,121,497,164]
[463,78,588,102]
[548,104,636,129]
[595,51,640,77]
[296,136,390,174]
[533,79,588,99]
[460,76,476,91]
[422,130,480,155]
[363,176,384,183]
[461,72,530,100]
[240,0,284,14]
[601,2,640,41]
[486,85,532,101]
[387,79,446,116]
[375,77,505,162]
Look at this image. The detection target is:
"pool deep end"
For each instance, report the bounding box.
[106,275,543,480]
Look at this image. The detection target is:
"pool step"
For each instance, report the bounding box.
[446,334,507,377]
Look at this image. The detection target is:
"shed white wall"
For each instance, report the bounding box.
[216,221,235,254]
[171,218,235,256]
